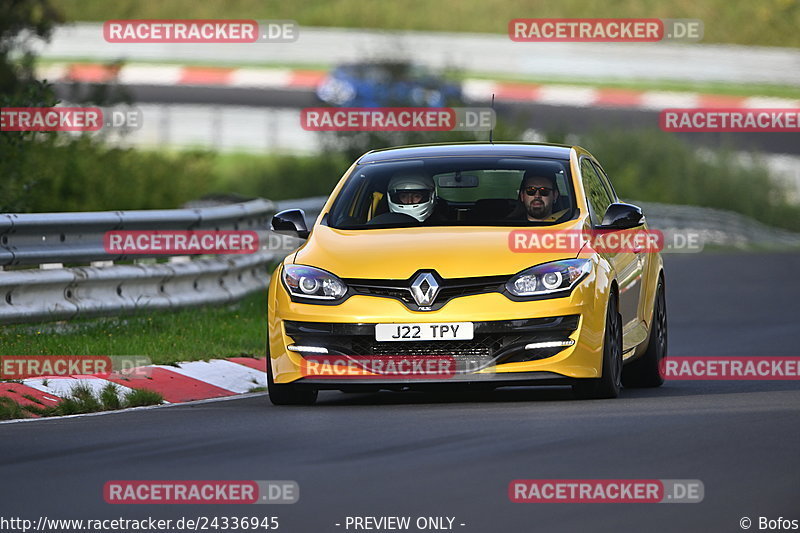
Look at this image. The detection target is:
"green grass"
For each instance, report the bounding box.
[0,396,28,420]
[123,388,165,408]
[53,0,800,48]
[2,382,165,420]
[0,290,270,362]
[99,382,122,410]
[0,292,265,420]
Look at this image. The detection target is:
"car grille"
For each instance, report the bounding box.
[351,338,496,358]
[284,315,580,365]
[345,274,507,311]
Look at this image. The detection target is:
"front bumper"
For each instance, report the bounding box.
[268,268,607,385]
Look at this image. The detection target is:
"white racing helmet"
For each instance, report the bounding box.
[387,173,436,222]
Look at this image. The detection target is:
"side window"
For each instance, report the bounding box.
[580,158,613,226]
[591,161,618,203]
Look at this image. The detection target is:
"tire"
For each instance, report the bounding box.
[572,292,623,400]
[622,279,667,388]
[266,350,318,406]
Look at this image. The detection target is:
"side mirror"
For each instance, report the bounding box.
[272,209,310,239]
[597,203,645,230]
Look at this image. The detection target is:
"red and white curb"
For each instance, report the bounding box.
[37,63,326,90]
[37,62,800,111]
[0,357,267,415]
[461,80,800,110]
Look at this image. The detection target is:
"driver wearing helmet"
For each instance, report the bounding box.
[387,172,438,223]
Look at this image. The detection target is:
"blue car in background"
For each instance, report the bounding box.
[316,61,462,107]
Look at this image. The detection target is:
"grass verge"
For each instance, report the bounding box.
[0,290,270,363]
[0,382,164,420]
[0,396,27,420]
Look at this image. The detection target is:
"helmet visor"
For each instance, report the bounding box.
[389,189,432,205]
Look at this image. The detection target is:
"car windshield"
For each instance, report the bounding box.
[327,156,577,229]
[342,62,412,83]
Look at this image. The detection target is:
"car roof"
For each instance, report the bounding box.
[357,142,574,164]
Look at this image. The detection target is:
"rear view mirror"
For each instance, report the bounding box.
[437,173,479,188]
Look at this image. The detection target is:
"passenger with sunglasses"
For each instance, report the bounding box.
[517,171,568,222]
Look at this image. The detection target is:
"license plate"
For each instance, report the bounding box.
[375,322,474,342]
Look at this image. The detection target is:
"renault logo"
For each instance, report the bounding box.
[410,272,440,307]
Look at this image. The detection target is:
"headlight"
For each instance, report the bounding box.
[282,265,347,301]
[506,259,592,298]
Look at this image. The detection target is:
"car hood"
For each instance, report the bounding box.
[291,223,583,279]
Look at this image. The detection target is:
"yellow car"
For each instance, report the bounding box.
[267,142,667,404]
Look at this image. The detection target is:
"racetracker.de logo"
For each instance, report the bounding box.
[1,107,142,132]
[0,355,152,379]
[509,479,704,503]
[2,107,101,132]
[509,229,664,253]
[660,108,800,132]
[103,20,298,43]
[299,355,493,379]
[300,107,495,132]
[104,481,298,504]
[509,18,703,42]
[302,355,456,379]
[661,357,800,380]
[104,230,259,255]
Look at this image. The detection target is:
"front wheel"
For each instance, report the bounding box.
[267,354,318,406]
[572,293,623,400]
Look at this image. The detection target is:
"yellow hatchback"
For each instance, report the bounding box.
[267,143,667,404]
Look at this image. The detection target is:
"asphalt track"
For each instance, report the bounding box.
[56,82,800,156]
[1,252,799,532]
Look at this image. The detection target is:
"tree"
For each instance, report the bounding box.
[0,0,63,211]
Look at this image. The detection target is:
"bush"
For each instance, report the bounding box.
[3,143,350,213]
[6,127,798,234]
[211,151,352,201]
[2,137,217,212]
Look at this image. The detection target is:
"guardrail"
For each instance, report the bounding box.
[3,196,798,326]
[0,200,279,325]
[633,201,800,248]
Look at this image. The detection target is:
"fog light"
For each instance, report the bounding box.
[287,345,329,354]
[524,340,575,350]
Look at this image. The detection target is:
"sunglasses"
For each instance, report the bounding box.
[524,186,553,197]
